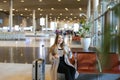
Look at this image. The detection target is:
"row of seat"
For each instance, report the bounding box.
[0,32,25,40]
[70,52,120,74]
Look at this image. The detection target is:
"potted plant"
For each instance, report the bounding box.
[78,21,92,50]
[78,22,91,38]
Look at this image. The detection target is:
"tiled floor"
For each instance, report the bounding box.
[0,33,80,80]
[0,32,120,80]
[0,63,52,80]
[0,63,120,80]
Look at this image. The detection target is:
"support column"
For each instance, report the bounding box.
[93,0,99,46]
[33,10,36,35]
[9,0,13,32]
[87,0,91,20]
[45,15,48,33]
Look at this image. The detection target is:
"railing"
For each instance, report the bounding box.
[0,32,25,40]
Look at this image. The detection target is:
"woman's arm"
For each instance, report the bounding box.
[68,50,73,58]
[64,45,73,59]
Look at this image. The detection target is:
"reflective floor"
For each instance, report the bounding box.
[0,47,42,63]
[0,37,48,64]
[0,34,81,64]
[0,33,120,80]
[0,33,81,80]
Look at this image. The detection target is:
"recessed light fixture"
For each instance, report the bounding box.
[40,9,43,11]
[20,14,23,16]
[3,1,7,3]
[38,8,41,10]
[65,8,68,11]
[16,10,18,12]
[49,13,52,15]
[66,17,68,18]
[39,0,42,2]
[51,8,54,10]
[63,19,66,21]
[77,0,80,2]
[20,0,24,2]
[60,13,62,15]
[79,8,82,11]
[40,13,42,15]
[58,16,60,18]
[30,14,32,16]
[58,0,61,2]
[74,17,77,18]
[70,13,73,15]
[0,9,3,11]
[12,9,15,11]
[25,8,28,10]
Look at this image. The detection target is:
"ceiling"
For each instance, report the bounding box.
[0,0,96,22]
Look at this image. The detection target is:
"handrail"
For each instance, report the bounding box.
[93,2,120,22]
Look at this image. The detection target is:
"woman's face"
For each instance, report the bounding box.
[57,35,64,44]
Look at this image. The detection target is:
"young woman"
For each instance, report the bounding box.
[49,33,79,80]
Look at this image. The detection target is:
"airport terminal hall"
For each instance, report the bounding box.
[0,0,120,80]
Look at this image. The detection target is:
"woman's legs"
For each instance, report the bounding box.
[57,62,76,80]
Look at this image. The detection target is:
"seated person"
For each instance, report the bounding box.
[49,33,79,80]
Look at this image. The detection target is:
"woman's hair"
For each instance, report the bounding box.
[54,33,65,47]
[49,33,65,55]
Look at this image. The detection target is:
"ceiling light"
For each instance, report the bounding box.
[66,17,68,18]
[79,8,82,11]
[3,1,7,3]
[0,9,3,11]
[30,14,32,16]
[25,8,28,10]
[51,8,54,10]
[12,9,15,11]
[20,14,23,16]
[40,14,42,15]
[70,13,73,15]
[39,0,42,2]
[60,13,62,15]
[49,13,52,15]
[16,10,18,12]
[74,17,77,18]
[65,8,68,11]
[58,16,60,18]
[77,0,80,2]
[20,0,24,2]
[27,17,29,19]
[40,9,43,11]
[38,8,41,10]
[58,0,61,2]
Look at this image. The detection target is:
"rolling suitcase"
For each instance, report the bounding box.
[32,59,45,80]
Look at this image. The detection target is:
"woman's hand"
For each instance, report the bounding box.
[54,54,59,59]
